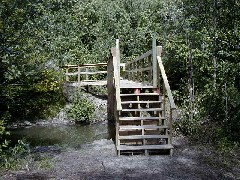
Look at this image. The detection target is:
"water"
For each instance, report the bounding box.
[9,123,109,148]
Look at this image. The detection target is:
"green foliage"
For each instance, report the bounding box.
[165,0,240,147]
[66,91,95,123]
[0,139,29,170]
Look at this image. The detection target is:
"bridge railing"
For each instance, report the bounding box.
[124,50,153,85]
[123,38,159,87]
[62,63,108,86]
[122,39,176,144]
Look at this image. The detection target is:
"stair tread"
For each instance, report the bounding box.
[119,117,166,121]
[121,108,163,112]
[120,93,159,96]
[119,135,169,140]
[117,144,174,150]
[119,125,168,130]
[121,101,162,104]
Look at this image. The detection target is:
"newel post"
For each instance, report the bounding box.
[107,47,116,122]
[152,38,157,88]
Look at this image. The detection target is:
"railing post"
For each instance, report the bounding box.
[66,67,69,82]
[152,38,157,88]
[86,67,89,80]
[116,39,120,76]
[78,66,81,86]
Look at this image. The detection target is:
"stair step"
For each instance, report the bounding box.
[119,117,166,121]
[119,125,168,131]
[121,101,162,104]
[120,93,159,97]
[119,135,169,140]
[121,108,163,112]
[117,144,174,150]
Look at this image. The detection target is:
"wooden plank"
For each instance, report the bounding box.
[66,71,107,76]
[66,81,107,87]
[120,93,159,96]
[62,63,108,68]
[78,71,107,75]
[121,108,163,112]
[125,66,152,73]
[119,135,169,140]
[157,56,176,109]
[119,125,168,131]
[125,50,152,67]
[119,117,166,121]
[66,72,78,76]
[121,101,162,104]
[120,80,153,88]
[117,144,173,150]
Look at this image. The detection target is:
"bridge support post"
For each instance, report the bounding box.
[152,38,157,88]
[107,48,116,140]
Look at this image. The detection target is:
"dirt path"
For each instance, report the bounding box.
[2,136,239,180]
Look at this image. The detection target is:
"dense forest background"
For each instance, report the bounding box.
[0,0,239,153]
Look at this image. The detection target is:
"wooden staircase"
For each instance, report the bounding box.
[108,39,176,156]
[116,87,173,155]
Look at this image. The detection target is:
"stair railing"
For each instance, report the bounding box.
[123,38,159,88]
[124,49,153,86]
[156,46,176,144]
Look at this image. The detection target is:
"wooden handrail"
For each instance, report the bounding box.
[125,50,152,66]
[61,63,108,68]
[157,46,176,110]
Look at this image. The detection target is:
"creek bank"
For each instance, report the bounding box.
[7,89,108,129]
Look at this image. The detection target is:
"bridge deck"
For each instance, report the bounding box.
[65,79,153,88]
[120,80,153,88]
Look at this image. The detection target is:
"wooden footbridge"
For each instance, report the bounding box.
[62,39,176,156]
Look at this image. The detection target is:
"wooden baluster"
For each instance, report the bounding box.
[66,67,69,82]
[78,66,81,86]
[86,67,89,81]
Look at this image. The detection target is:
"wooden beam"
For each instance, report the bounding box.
[125,66,152,73]
[125,50,152,67]
[114,39,122,111]
[157,56,176,109]
[62,63,108,68]
[117,144,173,150]
[78,71,107,75]
[152,38,157,88]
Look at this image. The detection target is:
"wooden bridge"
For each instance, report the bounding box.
[62,39,176,156]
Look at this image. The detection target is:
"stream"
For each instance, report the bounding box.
[9,123,109,148]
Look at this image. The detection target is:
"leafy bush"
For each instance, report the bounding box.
[66,91,95,123]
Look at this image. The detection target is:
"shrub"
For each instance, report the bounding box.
[66,91,95,123]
